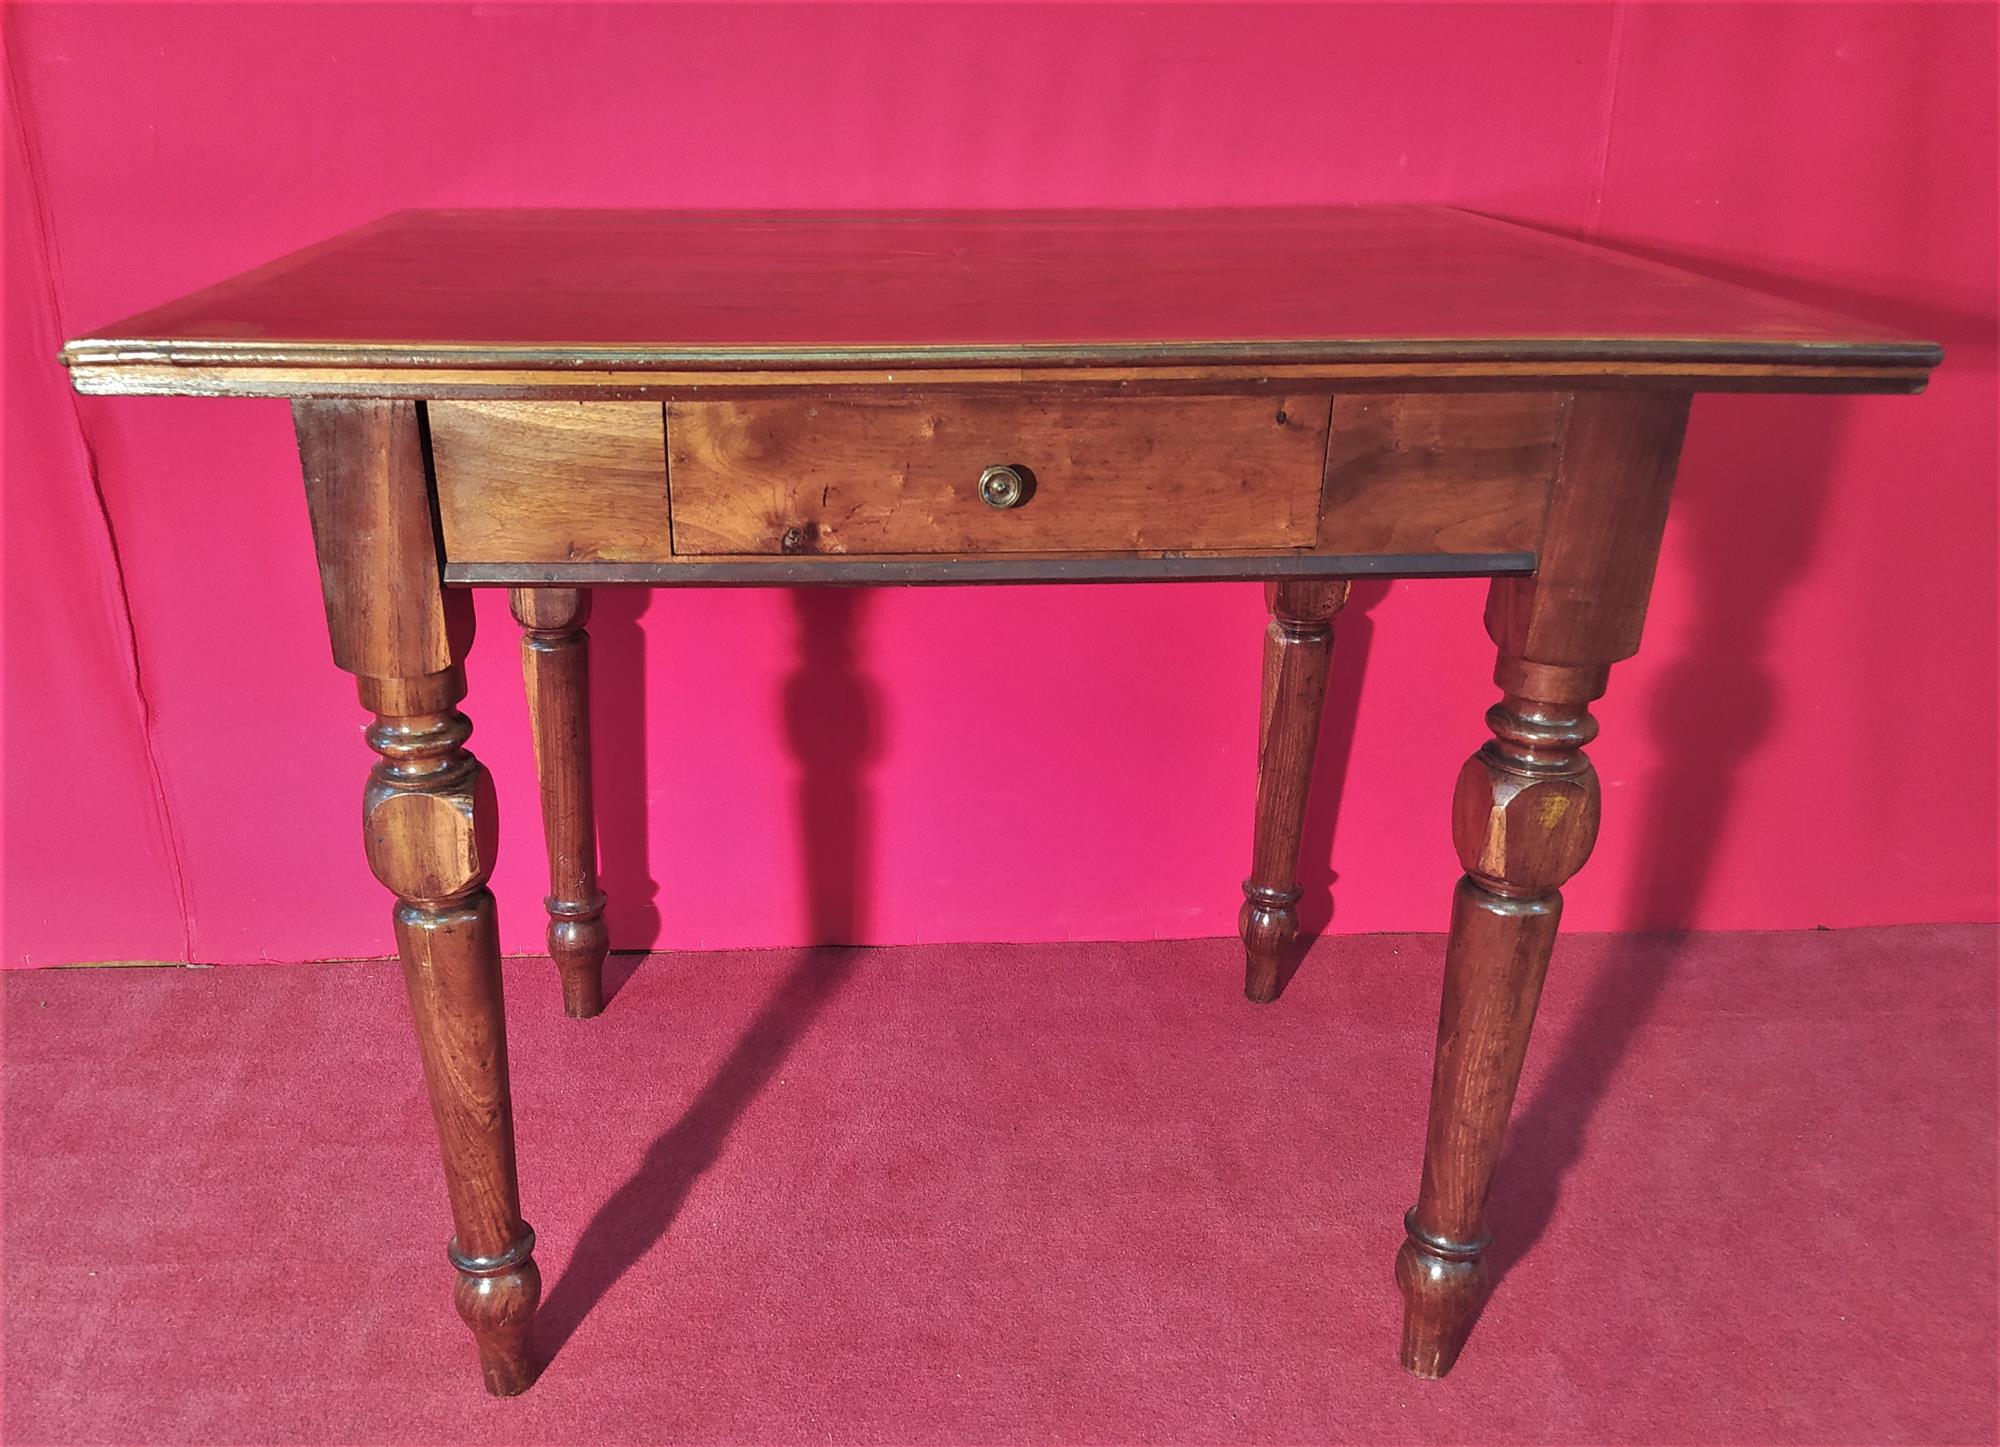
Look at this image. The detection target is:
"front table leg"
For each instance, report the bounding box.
[367,670,541,1394]
[1240,579,1351,1001]
[296,400,541,1395]
[1394,390,1689,1377]
[1395,656,1602,1374]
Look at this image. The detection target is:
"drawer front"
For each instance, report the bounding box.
[666,395,1331,557]
[431,401,671,563]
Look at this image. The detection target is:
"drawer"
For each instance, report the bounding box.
[666,395,1331,557]
[430,401,671,563]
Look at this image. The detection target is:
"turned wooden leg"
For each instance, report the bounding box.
[510,587,609,1018]
[1395,391,1690,1377]
[1396,656,1602,1376]
[366,670,541,1395]
[296,400,541,1396]
[1240,578,1351,1002]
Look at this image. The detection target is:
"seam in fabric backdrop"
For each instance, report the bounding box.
[5,27,199,964]
[1587,0,1632,238]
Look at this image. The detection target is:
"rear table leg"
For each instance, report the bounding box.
[1240,579,1351,1002]
[511,587,610,1018]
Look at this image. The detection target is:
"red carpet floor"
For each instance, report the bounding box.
[3,925,1995,1445]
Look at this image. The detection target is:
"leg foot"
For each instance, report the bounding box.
[1239,579,1349,1001]
[452,1239,543,1396]
[1239,885,1301,1003]
[547,901,609,1018]
[1395,1217,1487,1378]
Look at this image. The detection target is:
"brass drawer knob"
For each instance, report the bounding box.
[977,464,1029,510]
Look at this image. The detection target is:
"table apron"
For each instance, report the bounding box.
[428,391,1569,582]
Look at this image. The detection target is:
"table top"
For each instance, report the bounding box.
[62,207,1939,394]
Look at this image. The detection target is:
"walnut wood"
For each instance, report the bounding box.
[509,587,609,1018]
[1396,392,1689,1379]
[666,395,1328,556]
[433,391,1562,573]
[1320,393,1562,555]
[1240,579,1352,1002]
[64,359,1937,400]
[431,401,670,564]
[63,208,1940,399]
[64,212,1941,1396]
[294,400,469,677]
[1486,392,1691,665]
[296,400,539,1396]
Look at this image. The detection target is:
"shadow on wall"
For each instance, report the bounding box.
[535,588,880,1366]
[1485,239,1995,1288]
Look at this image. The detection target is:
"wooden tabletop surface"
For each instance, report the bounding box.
[61,207,1940,389]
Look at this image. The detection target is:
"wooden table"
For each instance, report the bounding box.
[63,208,1939,1396]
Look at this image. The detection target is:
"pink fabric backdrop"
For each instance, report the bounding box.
[4,3,1995,967]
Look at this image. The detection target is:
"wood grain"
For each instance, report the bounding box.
[1483,391,1691,665]
[62,209,1941,399]
[1398,662,1603,1379]
[667,395,1329,556]
[1396,392,1692,1380]
[64,358,1936,399]
[294,400,469,676]
[509,588,609,1018]
[85,211,1942,1399]
[430,401,670,563]
[295,400,540,1397]
[1240,580,1351,1002]
[1320,393,1561,555]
